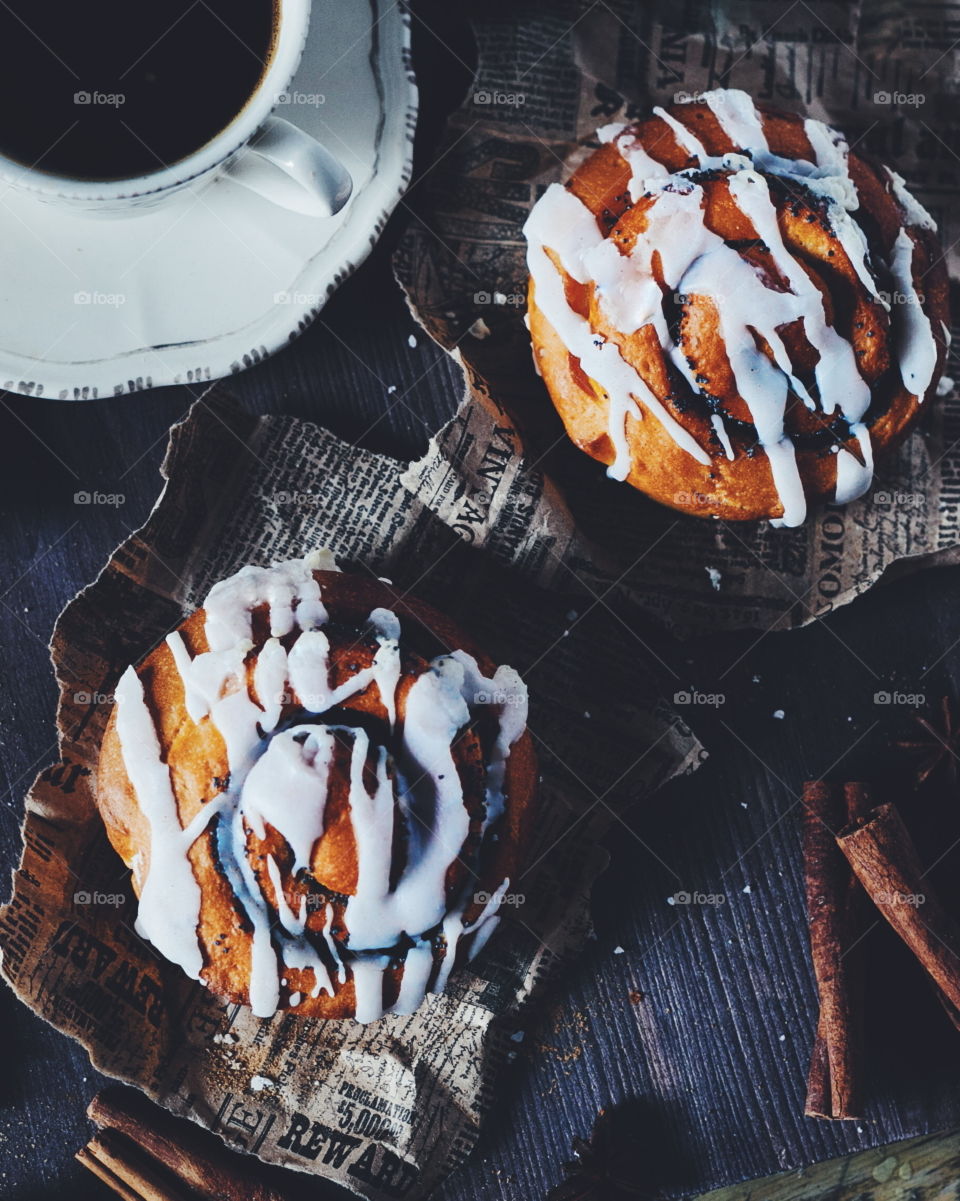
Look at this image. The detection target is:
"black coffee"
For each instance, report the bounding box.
[0,0,278,180]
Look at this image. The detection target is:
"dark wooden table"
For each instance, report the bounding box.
[4,7,960,1200]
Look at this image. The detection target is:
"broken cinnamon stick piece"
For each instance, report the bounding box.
[77,1130,192,1201]
[837,801,960,1014]
[802,780,869,1119]
[76,1142,144,1201]
[82,1086,318,1201]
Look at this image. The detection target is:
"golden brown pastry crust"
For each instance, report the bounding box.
[527,99,950,521]
[97,570,537,1020]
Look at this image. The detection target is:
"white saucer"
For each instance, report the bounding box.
[0,0,416,400]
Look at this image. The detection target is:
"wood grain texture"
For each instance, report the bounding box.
[4,6,960,1200]
[696,1127,960,1201]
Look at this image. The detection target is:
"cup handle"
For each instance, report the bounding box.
[222,116,352,217]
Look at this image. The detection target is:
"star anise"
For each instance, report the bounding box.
[548,1106,660,1201]
[896,696,960,788]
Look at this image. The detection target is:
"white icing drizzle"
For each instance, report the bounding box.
[265,853,307,935]
[834,426,874,505]
[449,652,527,833]
[244,727,336,872]
[726,170,872,423]
[596,122,626,143]
[704,89,767,152]
[885,167,937,231]
[352,957,391,1024]
[114,667,223,980]
[113,552,526,1023]
[889,228,939,399]
[711,413,735,461]
[321,903,347,984]
[802,119,847,177]
[672,95,878,300]
[525,184,711,479]
[388,941,435,1015]
[465,884,508,961]
[599,121,668,202]
[524,88,941,525]
[652,104,706,159]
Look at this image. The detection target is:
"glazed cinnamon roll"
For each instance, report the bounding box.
[524,89,951,525]
[97,551,536,1022]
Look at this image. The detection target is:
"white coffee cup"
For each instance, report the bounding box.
[0,0,351,217]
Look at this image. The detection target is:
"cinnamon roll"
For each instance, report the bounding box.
[524,89,951,525]
[97,551,537,1022]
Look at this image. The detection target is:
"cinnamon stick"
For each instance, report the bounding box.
[837,801,960,1013]
[77,1130,192,1201]
[80,1086,318,1201]
[76,1142,145,1201]
[802,780,871,1119]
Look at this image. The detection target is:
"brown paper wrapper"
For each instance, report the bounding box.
[393,0,960,635]
[0,388,701,1200]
